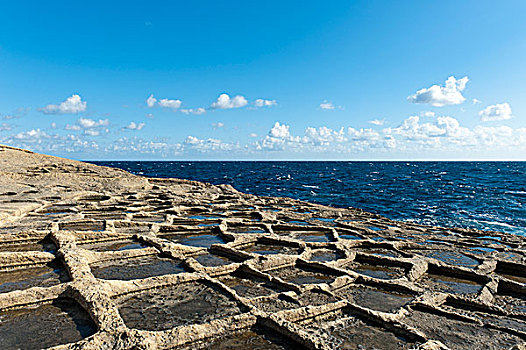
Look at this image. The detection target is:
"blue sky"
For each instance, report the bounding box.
[1,0,525,160]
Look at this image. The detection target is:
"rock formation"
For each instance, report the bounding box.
[0,144,525,349]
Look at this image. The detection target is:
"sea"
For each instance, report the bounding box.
[90,161,526,236]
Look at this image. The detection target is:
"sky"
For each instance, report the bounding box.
[1,0,526,160]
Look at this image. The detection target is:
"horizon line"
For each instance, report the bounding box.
[84,158,526,162]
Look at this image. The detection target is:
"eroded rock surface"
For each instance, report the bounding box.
[1,144,525,350]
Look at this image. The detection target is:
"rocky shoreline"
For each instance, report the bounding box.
[0,144,525,350]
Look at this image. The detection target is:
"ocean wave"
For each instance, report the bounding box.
[477,220,517,228]
[505,191,526,195]
[302,185,320,189]
[93,160,526,236]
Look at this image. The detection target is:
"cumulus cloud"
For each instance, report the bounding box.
[184,136,200,145]
[305,126,346,145]
[319,101,335,110]
[181,107,206,115]
[478,103,513,122]
[387,115,450,140]
[369,119,385,126]
[420,111,435,117]
[146,94,157,108]
[78,118,109,128]
[269,122,291,138]
[123,121,146,131]
[65,118,109,131]
[84,129,100,136]
[40,94,87,114]
[254,99,277,108]
[257,122,306,151]
[472,98,481,105]
[13,129,50,141]
[347,127,382,141]
[249,133,258,137]
[1,129,98,154]
[250,113,526,155]
[146,94,182,110]
[184,135,237,152]
[106,137,182,156]
[256,123,387,152]
[407,76,468,107]
[147,93,275,112]
[211,93,248,109]
[158,98,182,110]
[212,122,224,129]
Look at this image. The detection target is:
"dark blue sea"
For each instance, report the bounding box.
[91,161,526,235]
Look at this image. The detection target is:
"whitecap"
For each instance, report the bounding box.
[477,220,516,228]
[302,185,320,189]
[505,191,526,195]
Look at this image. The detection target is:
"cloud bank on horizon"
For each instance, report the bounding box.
[0,75,523,159]
[1,75,523,159]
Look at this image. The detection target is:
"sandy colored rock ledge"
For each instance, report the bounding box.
[0,144,525,350]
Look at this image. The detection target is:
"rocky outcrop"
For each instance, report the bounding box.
[0,144,525,350]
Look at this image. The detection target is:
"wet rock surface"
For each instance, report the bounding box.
[116,281,243,331]
[1,144,526,349]
[0,298,96,350]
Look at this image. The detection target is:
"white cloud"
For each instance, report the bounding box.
[407,76,468,107]
[51,122,57,129]
[249,133,258,137]
[106,137,182,156]
[254,99,277,108]
[158,98,182,110]
[14,129,50,141]
[369,119,385,126]
[211,93,248,109]
[146,94,182,110]
[184,135,199,145]
[0,123,12,131]
[254,114,524,155]
[40,94,87,114]
[305,126,346,145]
[84,129,100,136]
[4,115,526,158]
[257,122,306,151]
[419,111,435,117]
[388,115,446,140]
[269,122,291,138]
[320,100,344,110]
[146,94,157,108]
[0,129,101,154]
[184,135,237,152]
[123,121,146,131]
[347,127,381,141]
[472,98,481,104]
[78,118,109,128]
[65,118,109,131]
[478,103,513,122]
[212,122,224,129]
[320,101,335,110]
[146,113,154,119]
[181,107,206,115]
